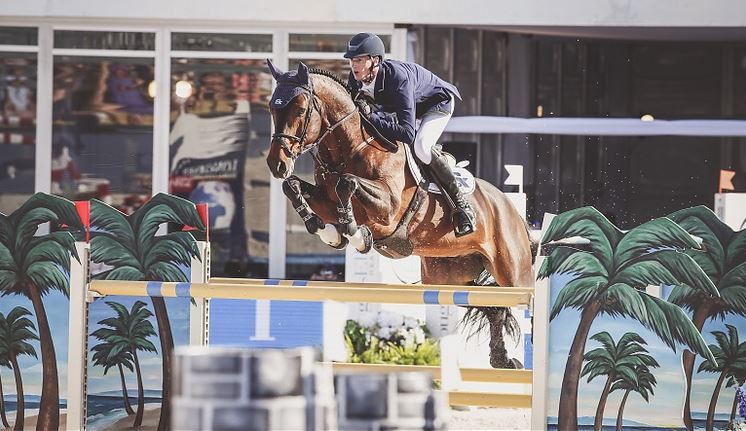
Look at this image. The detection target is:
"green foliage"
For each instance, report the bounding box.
[91,301,158,358]
[539,207,717,363]
[343,316,440,366]
[90,194,204,283]
[0,193,82,298]
[0,307,38,360]
[667,206,746,318]
[582,332,659,384]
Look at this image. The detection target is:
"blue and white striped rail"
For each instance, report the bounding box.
[88,280,533,307]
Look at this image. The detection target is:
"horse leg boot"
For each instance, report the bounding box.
[428,149,476,237]
[335,175,373,253]
[282,176,348,249]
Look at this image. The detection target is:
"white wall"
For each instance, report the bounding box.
[4,0,746,27]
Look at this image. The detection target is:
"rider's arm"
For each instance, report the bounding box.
[367,79,416,145]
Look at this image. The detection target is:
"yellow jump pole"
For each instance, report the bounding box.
[88,280,533,307]
[209,277,534,295]
[329,362,533,384]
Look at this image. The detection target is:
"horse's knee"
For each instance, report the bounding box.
[336,174,358,200]
[282,175,302,197]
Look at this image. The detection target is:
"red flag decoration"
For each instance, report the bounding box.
[74,201,91,242]
[183,203,209,242]
[719,170,736,193]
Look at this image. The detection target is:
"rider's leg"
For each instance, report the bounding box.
[414,97,476,236]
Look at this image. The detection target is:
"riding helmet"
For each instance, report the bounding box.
[344,32,385,59]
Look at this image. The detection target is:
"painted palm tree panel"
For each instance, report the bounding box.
[0,193,83,431]
[697,325,746,431]
[86,193,204,431]
[91,301,157,428]
[0,307,38,430]
[539,206,718,431]
[581,331,659,431]
[666,206,746,430]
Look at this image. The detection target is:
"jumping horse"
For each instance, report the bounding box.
[265,60,534,368]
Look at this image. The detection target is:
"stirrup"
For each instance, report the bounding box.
[452,208,476,237]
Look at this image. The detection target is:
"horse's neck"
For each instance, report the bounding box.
[315,78,362,163]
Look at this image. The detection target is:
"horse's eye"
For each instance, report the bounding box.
[297,107,306,115]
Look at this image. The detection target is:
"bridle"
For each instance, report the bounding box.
[271,80,358,161]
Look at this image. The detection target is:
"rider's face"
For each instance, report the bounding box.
[349,55,376,81]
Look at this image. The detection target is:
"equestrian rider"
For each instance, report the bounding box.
[344,32,476,237]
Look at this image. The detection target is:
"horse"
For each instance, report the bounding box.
[265,60,534,368]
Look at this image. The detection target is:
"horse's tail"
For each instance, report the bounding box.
[525,220,538,264]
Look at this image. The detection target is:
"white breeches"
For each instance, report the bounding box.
[413,96,455,165]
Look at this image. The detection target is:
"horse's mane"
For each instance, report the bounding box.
[309,68,350,93]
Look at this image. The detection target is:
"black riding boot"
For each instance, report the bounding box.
[428,150,476,237]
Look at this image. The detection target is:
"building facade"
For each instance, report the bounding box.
[2,1,745,279]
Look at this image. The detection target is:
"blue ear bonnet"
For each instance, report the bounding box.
[269,63,313,109]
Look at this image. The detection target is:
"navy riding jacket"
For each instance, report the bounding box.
[347,59,461,145]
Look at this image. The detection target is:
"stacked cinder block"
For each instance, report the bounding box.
[172,346,337,431]
[336,372,449,431]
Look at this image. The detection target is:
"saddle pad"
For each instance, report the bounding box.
[403,144,476,196]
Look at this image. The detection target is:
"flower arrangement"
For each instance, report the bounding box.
[344,310,440,365]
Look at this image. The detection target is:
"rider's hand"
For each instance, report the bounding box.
[355,98,373,116]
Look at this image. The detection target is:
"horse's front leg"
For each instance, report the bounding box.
[335,175,373,253]
[282,175,348,249]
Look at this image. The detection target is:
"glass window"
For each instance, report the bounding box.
[169,58,272,278]
[0,53,37,214]
[289,34,391,53]
[289,58,350,78]
[171,33,272,52]
[0,27,37,46]
[54,31,155,50]
[51,56,154,212]
[284,58,349,280]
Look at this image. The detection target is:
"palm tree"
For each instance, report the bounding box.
[90,193,203,431]
[0,307,39,431]
[538,207,719,431]
[90,336,136,415]
[610,364,658,431]
[698,325,746,431]
[91,301,157,427]
[0,193,83,430]
[725,366,746,427]
[666,206,746,430]
[581,332,659,431]
[0,320,12,429]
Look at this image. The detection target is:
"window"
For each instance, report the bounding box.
[51,56,154,211]
[0,51,37,214]
[169,58,272,277]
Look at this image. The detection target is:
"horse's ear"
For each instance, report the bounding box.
[267,59,284,80]
[297,61,310,85]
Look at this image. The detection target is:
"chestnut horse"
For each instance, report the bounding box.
[266,61,534,368]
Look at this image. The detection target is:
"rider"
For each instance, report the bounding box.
[344,32,476,237]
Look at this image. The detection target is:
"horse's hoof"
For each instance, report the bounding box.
[304,215,325,234]
[356,225,373,253]
[330,236,349,250]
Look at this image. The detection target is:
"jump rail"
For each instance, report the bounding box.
[88,280,534,307]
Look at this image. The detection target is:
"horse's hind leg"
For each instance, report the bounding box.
[282,175,347,249]
[422,255,521,369]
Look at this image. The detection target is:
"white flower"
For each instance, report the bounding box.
[403,316,419,330]
[412,327,425,344]
[356,312,377,329]
[378,326,395,339]
[377,311,404,328]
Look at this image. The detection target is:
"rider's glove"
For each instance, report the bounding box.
[355,98,373,116]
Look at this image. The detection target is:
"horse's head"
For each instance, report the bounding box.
[266,60,325,179]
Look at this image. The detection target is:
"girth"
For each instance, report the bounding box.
[372,186,427,259]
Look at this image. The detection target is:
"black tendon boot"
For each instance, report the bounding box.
[428,149,476,236]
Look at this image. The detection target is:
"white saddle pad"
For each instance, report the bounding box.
[402,144,476,196]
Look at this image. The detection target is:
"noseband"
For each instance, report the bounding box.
[271,81,357,160]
